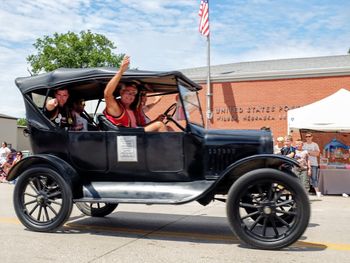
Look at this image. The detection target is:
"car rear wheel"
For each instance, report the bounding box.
[75,202,118,217]
[13,167,73,232]
[226,168,310,250]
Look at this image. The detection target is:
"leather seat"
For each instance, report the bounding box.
[97,114,144,132]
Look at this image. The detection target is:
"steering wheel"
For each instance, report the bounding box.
[163,103,177,119]
[162,103,185,131]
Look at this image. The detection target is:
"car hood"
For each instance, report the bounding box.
[203,129,273,148]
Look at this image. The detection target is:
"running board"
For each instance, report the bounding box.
[74,180,214,204]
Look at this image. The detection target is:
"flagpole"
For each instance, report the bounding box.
[206,35,212,129]
[198,0,211,129]
[205,0,212,129]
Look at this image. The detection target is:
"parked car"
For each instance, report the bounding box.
[9,67,310,250]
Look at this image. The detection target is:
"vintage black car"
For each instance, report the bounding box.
[9,67,310,250]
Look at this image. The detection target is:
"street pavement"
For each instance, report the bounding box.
[1,182,350,263]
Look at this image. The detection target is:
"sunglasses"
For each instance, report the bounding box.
[123,91,137,96]
[305,135,312,138]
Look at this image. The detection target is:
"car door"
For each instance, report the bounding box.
[108,130,186,181]
[145,132,184,172]
[68,131,108,172]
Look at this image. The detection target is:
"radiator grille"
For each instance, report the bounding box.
[207,147,237,176]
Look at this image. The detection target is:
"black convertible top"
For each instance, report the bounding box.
[15,67,201,95]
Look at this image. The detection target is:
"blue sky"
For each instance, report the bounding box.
[0,0,349,117]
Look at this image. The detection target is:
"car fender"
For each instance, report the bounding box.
[7,154,81,196]
[219,154,299,182]
[196,154,299,205]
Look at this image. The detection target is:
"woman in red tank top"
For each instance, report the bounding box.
[103,56,167,132]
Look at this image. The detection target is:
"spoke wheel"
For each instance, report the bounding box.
[13,167,73,232]
[242,187,295,227]
[75,202,118,217]
[227,168,310,250]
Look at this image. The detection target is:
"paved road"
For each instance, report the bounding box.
[1,183,350,263]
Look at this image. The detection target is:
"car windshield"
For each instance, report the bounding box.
[178,84,204,127]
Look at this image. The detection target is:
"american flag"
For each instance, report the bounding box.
[198,0,209,37]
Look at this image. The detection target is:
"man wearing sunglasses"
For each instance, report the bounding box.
[303,132,321,197]
[103,56,167,132]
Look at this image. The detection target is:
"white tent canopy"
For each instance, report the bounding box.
[288,88,350,132]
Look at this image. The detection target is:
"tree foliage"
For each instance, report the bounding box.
[27,30,124,74]
[17,118,27,126]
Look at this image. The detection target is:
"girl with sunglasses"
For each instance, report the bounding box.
[103,56,167,132]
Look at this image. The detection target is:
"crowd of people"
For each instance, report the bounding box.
[0,142,23,183]
[274,132,322,198]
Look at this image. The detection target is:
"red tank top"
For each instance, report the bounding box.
[103,101,146,127]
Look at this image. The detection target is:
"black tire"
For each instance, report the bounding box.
[226,168,310,250]
[13,167,73,232]
[75,202,118,217]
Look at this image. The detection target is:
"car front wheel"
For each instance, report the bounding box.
[226,168,310,250]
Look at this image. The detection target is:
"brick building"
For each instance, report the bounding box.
[180,55,350,139]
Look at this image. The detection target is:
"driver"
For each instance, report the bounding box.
[140,92,162,124]
[103,55,168,132]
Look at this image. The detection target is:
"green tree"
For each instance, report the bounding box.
[27,30,124,74]
[17,118,27,126]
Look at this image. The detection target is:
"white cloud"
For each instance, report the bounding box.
[0,0,349,118]
[0,0,204,117]
[0,46,29,118]
[233,42,345,64]
[119,0,196,12]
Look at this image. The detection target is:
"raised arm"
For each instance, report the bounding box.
[104,55,130,116]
